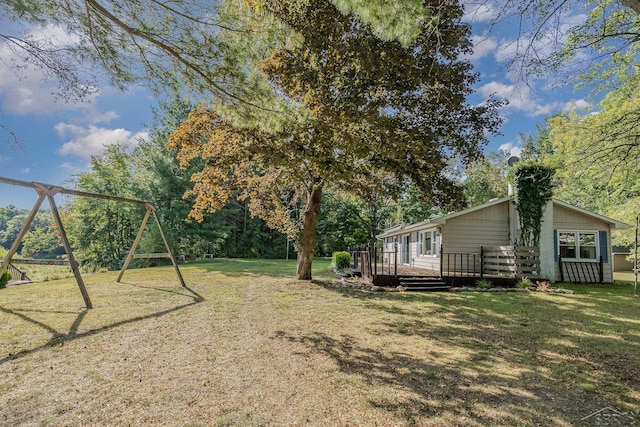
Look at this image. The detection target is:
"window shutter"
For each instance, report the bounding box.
[599,230,608,262]
[553,230,558,261]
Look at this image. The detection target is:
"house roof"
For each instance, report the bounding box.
[377,196,630,239]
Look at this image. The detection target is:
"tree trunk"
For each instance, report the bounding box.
[296,183,323,280]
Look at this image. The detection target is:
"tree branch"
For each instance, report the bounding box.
[83,0,274,111]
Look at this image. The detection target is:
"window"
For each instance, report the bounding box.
[559,231,598,260]
[579,232,597,259]
[421,230,439,257]
[424,232,432,255]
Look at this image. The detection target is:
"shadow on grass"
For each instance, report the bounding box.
[0,285,204,366]
[186,258,334,279]
[272,330,571,425]
[295,281,640,425]
[117,282,206,302]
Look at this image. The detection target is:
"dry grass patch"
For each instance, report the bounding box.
[1,259,639,426]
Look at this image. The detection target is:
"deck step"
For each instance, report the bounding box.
[399,276,450,291]
[403,286,450,291]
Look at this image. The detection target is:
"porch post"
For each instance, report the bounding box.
[599,255,603,283]
[373,245,377,280]
[394,243,398,277]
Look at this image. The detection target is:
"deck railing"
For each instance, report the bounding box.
[352,249,374,281]
[440,252,481,277]
[353,244,543,281]
[6,263,32,284]
[559,256,603,283]
[440,245,541,279]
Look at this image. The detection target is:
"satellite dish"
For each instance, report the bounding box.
[507,156,520,167]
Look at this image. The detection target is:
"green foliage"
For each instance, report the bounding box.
[514,163,555,247]
[516,277,533,289]
[316,190,377,256]
[332,251,352,270]
[544,80,640,247]
[462,150,509,207]
[0,270,11,288]
[67,145,144,271]
[133,95,231,259]
[475,279,493,289]
[21,212,65,259]
[0,206,55,253]
[394,183,444,225]
[332,0,433,46]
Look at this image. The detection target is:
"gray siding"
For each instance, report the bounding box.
[442,202,511,253]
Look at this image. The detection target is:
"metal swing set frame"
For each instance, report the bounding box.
[0,176,186,309]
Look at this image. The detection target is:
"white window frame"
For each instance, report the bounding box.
[558,230,599,261]
[420,230,439,258]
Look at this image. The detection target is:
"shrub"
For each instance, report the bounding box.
[332,251,352,270]
[475,279,493,289]
[516,277,533,288]
[536,280,551,291]
[0,270,12,289]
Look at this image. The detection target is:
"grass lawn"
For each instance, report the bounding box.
[1,258,639,426]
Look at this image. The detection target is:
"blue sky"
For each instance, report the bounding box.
[0,2,594,209]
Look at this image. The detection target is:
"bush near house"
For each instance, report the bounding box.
[332,251,351,270]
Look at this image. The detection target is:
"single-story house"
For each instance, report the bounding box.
[377,196,629,283]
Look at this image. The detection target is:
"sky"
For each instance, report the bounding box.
[0,2,595,209]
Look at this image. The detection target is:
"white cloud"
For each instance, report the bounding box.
[478,80,561,116]
[466,35,498,62]
[0,24,98,115]
[463,2,501,23]
[498,142,522,158]
[21,167,30,174]
[563,99,591,112]
[56,123,148,158]
[59,162,83,172]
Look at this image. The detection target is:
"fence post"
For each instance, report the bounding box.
[480,246,484,278]
[439,244,444,278]
[559,256,564,282]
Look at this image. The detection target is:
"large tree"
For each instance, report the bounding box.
[169,0,502,280]
[544,80,640,246]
